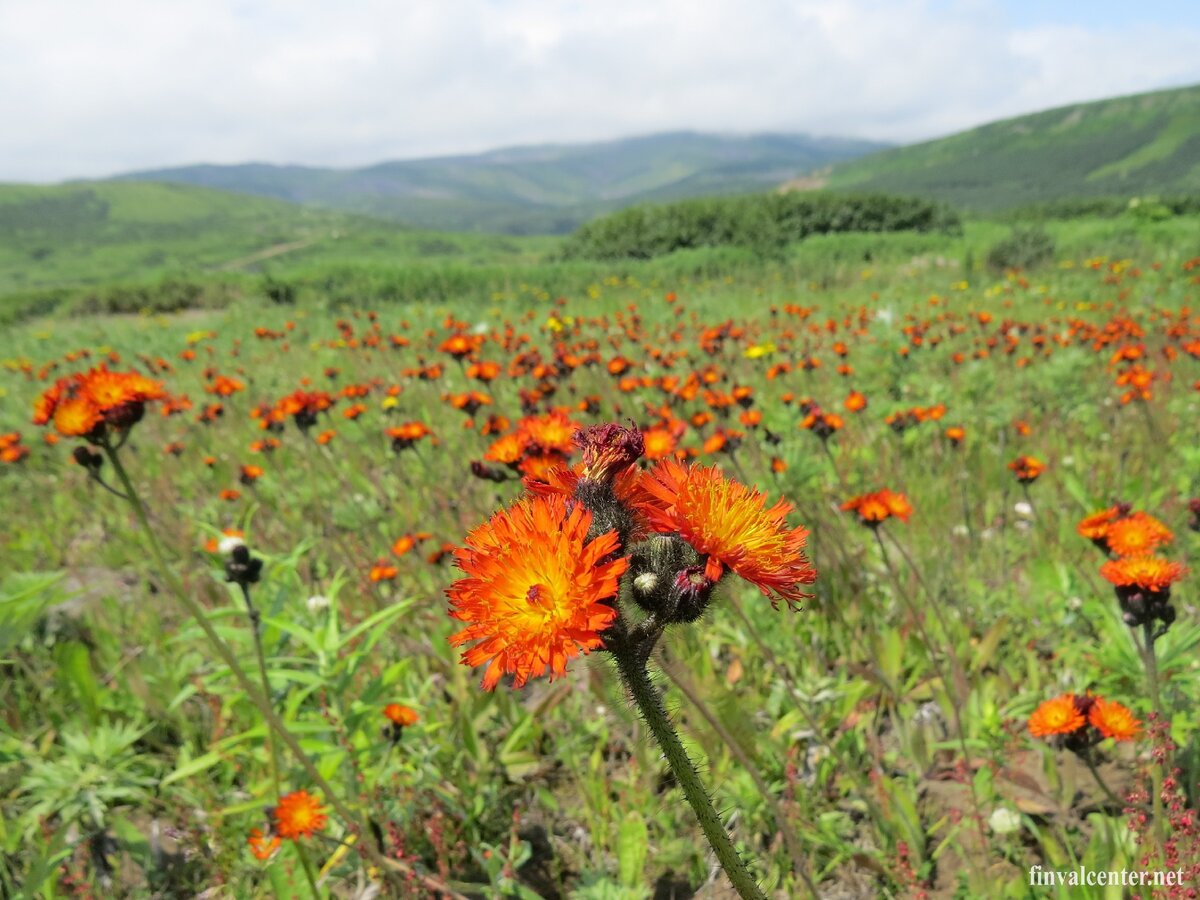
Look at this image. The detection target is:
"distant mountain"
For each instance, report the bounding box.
[114,132,888,234]
[818,84,1200,210]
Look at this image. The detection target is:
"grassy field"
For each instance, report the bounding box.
[2,217,1199,898]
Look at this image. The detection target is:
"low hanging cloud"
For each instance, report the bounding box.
[2,0,1199,181]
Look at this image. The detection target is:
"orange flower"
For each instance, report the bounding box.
[370,561,398,582]
[484,432,526,466]
[0,444,29,463]
[641,426,679,460]
[637,460,816,609]
[383,703,419,727]
[1087,697,1141,741]
[1104,513,1173,557]
[844,390,867,412]
[391,535,416,557]
[841,492,890,525]
[272,790,327,840]
[841,489,912,526]
[386,421,431,450]
[516,410,578,454]
[1100,556,1186,593]
[1077,506,1122,542]
[1008,455,1044,484]
[944,425,965,446]
[446,494,626,690]
[247,827,281,860]
[1028,694,1086,737]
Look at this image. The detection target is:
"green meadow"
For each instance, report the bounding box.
[2,191,1199,897]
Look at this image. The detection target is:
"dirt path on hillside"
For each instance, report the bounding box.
[216,238,316,271]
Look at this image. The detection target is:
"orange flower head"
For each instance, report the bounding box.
[383,703,419,727]
[517,410,578,454]
[1087,697,1141,741]
[446,494,626,690]
[518,452,569,483]
[879,489,913,523]
[1105,512,1173,557]
[247,827,281,860]
[370,561,399,582]
[841,492,890,525]
[52,393,103,438]
[637,460,816,609]
[1077,506,1123,542]
[1008,455,1044,483]
[272,790,328,840]
[484,432,526,466]
[641,426,679,460]
[1028,693,1086,737]
[1100,556,1186,593]
[841,489,911,526]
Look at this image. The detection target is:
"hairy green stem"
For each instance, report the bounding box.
[239,581,282,797]
[1139,621,1168,851]
[294,840,323,899]
[610,635,767,900]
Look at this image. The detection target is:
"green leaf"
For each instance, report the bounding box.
[160,749,226,787]
[616,812,648,888]
[54,641,101,724]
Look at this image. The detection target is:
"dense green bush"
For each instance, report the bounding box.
[1002,193,1200,222]
[559,192,962,260]
[985,225,1056,273]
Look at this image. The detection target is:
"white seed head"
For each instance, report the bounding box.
[988,807,1021,835]
[306,595,330,612]
[218,535,246,555]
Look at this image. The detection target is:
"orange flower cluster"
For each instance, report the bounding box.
[884,403,946,434]
[274,389,335,432]
[1078,503,1186,630]
[34,366,167,442]
[841,489,913,527]
[1028,693,1141,746]
[799,407,843,440]
[481,409,580,480]
[448,423,816,689]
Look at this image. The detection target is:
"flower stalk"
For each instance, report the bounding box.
[608,622,768,900]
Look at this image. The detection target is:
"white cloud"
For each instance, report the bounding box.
[1,0,1198,181]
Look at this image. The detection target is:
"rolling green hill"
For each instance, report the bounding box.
[115,132,887,234]
[0,181,549,296]
[820,83,1200,210]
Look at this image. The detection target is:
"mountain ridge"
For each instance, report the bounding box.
[113,131,889,234]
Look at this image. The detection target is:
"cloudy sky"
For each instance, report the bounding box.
[3,0,1199,182]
